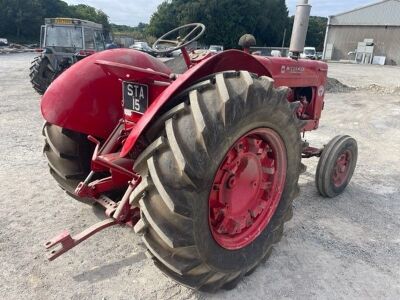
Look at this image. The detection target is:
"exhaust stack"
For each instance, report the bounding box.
[289,0,312,58]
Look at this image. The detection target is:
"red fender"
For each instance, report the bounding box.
[119,50,328,157]
[41,49,172,139]
[120,50,273,157]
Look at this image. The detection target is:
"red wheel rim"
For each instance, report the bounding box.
[332,150,352,187]
[208,128,287,250]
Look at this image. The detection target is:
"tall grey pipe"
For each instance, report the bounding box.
[289,0,312,57]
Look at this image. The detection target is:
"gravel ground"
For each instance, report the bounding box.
[0,53,399,299]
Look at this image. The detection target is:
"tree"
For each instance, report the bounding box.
[146,1,179,38]
[147,0,289,49]
[0,0,111,43]
[0,0,44,40]
[41,0,69,18]
[68,4,110,32]
[285,16,327,51]
[306,16,327,51]
[110,23,154,43]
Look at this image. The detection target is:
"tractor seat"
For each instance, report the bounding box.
[163,56,188,74]
[163,50,213,74]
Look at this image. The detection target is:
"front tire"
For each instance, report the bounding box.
[130,71,303,291]
[316,135,358,198]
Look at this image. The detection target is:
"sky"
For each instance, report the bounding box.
[63,0,371,26]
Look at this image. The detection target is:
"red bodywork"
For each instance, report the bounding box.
[42,48,327,151]
[42,47,328,259]
[42,49,172,139]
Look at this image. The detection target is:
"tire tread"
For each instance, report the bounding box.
[135,71,302,291]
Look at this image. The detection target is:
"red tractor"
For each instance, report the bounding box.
[42,3,357,292]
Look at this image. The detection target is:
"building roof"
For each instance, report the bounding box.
[330,0,400,26]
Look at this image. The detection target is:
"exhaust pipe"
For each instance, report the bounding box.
[289,0,312,59]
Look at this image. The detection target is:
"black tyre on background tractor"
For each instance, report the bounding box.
[130,71,303,291]
[30,56,57,95]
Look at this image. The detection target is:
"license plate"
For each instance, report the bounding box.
[123,82,149,114]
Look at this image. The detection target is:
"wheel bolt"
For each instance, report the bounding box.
[226,176,236,189]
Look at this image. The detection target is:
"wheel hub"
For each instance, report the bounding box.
[333,150,352,187]
[209,128,287,250]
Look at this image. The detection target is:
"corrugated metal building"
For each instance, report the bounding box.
[323,0,400,65]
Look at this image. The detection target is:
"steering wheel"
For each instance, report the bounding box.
[152,23,205,54]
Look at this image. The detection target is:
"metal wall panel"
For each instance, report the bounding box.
[325,26,400,65]
[331,0,400,26]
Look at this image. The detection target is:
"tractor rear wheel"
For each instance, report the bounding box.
[43,122,93,200]
[131,71,303,291]
[30,56,56,95]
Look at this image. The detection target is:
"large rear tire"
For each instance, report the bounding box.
[43,123,93,200]
[30,56,56,95]
[130,71,303,291]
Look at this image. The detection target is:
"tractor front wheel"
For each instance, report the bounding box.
[316,135,358,198]
[131,71,303,291]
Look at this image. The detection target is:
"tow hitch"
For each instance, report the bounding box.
[45,218,117,261]
[44,183,138,261]
[44,125,141,261]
